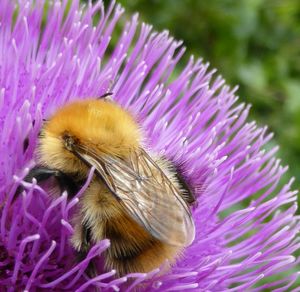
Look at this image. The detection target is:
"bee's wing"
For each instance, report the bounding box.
[75,147,195,247]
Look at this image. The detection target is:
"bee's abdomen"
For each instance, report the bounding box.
[104,214,154,257]
[103,214,180,275]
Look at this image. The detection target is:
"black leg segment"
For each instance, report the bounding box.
[14,166,81,200]
[76,222,98,278]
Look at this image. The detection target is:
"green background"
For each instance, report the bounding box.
[102,0,300,195]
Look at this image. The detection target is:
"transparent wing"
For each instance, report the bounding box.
[75,146,195,247]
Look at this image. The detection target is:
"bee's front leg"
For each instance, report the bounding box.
[14,166,80,201]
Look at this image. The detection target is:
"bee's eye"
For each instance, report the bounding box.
[62,132,71,140]
[62,132,77,151]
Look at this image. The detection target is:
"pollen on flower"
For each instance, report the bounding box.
[0,0,299,291]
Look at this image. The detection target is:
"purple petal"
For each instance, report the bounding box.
[0,0,298,291]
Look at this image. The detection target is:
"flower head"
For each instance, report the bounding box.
[0,0,299,291]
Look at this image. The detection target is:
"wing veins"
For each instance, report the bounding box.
[73,144,195,246]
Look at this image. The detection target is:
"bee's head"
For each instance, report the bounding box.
[37,99,141,174]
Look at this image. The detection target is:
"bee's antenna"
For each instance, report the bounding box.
[98,92,113,101]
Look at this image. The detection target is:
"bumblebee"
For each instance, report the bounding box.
[21,96,195,275]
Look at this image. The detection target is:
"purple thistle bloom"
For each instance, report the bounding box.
[0,0,299,291]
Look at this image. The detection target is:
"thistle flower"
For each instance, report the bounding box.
[0,0,299,291]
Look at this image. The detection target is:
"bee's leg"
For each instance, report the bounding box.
[175,170,196,205]
[76,223,99,278]
[14,166,80,201]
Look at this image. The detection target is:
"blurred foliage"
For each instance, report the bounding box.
[101,0,300,192]
[85,0,300,286]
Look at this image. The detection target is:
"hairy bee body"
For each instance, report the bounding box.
[31,98,195,276]
[73,175,180,275]
[73,155,186,275]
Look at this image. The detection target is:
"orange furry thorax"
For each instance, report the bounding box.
[47,99,140,154]
[38,99,141,172]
